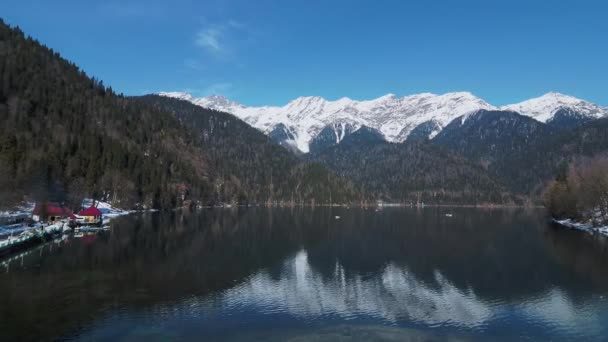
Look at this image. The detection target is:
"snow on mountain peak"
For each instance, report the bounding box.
[159,91,495,152]
[377,93,398,100]
[293,95,324,102]
[157,91,193,101]
[205,94,229,101]
[158,91,606,153]
[501,92,608,122]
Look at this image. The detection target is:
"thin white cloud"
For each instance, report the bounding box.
[195,26,224,53]
[194,20,247,58]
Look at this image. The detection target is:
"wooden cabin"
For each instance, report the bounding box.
[32,203,72,222]
[78,206,103,224]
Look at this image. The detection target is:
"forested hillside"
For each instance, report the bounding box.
[0,19,360,209]
[0,20,210,209]
[433,110,556,195]
[136,95,362,205]
[508,117,608,196]
[308,129,516,205]
[434,110,608,197]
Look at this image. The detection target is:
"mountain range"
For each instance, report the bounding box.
[159,91,608,153]
[3,17,608,208]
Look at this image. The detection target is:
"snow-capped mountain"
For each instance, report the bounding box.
[158,91,495,153]
[500,92,608,123]
[158,91,608,153]
[158,92,246,112]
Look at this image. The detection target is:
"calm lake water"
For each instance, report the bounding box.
[1,207,608,341]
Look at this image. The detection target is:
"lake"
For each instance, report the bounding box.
[1,207,608,341]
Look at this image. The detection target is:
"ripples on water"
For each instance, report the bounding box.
[1,207,608,341]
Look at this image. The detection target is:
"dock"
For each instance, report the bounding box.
[0,222,67,257]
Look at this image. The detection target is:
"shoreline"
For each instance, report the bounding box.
[195,203,543,209]
[552,218,608,238]
[2,201,543,223]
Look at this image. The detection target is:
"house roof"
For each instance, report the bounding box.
[78,206,102,217]
[33,203,72,216]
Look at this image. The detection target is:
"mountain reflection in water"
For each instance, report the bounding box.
[1,207,608,341]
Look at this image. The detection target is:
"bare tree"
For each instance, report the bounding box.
[546,155,608,224]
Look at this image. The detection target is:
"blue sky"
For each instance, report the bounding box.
[2,0,607,106]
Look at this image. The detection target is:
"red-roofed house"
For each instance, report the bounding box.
[78,206,102,224]
[32,203,72,222]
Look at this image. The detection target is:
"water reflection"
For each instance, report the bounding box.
[216,250,493,327]
[192,249,605,337]
[1,207,607,341]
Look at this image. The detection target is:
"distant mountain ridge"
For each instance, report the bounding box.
[159,91,608,153]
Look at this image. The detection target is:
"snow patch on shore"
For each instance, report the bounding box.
[554,218,608,237]
[1,199,134,236]
[0,202,35,219]
[81,199,134,222]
